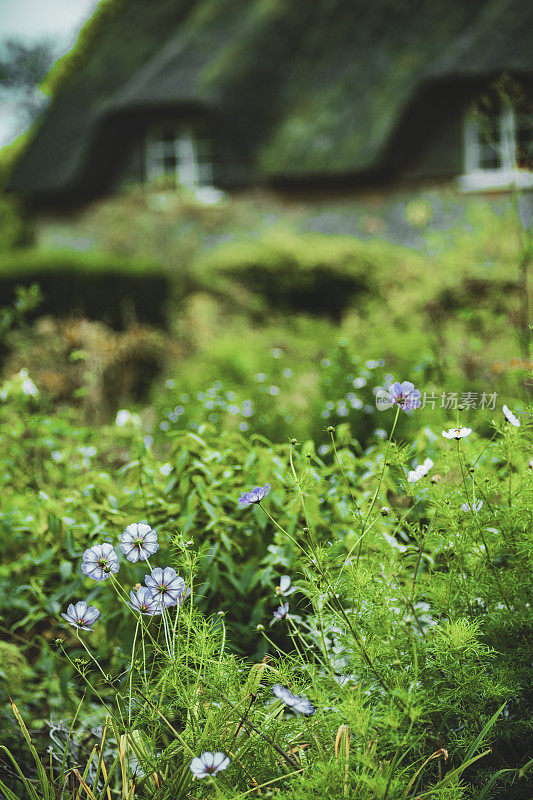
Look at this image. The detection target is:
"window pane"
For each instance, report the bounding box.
[478,115,501,170]
[516,112,533,170]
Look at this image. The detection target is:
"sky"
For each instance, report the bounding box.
[0,0,100,146]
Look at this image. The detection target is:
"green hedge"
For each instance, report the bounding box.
[0,249,171,327]
[193,232,389,319]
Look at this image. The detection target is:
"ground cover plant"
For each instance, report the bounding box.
[1,361,531,798]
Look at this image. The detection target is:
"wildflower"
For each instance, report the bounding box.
[276,575,296,596]
[189,751,230,779]
[442,427,472,440]
[61,601,99,631]
[407,457,434,483]
[81,543,119,581]
[502,405,520,427]
[388,381,421,413]
[238,483,271,505]
[381,506,390,516]
[273,603,289,621]
[127,586,161,615]
[145,567,185,607]
[461,500,483,513]
[119,522,159,563]
[272,684,315,715]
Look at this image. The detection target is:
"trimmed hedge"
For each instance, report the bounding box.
[193,232,388,319]
[0,249,171,328]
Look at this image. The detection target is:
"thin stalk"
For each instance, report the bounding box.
[456,442,513,613]
[356,406,401,567]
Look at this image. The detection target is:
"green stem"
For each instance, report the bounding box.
[356,405,400,566]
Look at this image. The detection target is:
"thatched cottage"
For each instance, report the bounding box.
[7,0,533,210]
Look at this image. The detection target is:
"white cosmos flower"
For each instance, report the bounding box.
[442,427,472,440]
[502,405,520,427]
[461,500,483,513]
[276,575,296,596]
[407,457,434,483]
[189,751,230,778]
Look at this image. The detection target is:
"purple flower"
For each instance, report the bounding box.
[273,602,289,621]
[238,483,271,506]
[442,427,472,440]
[144,567,185,608]
[272,684,315,715]
[388,381,421,413]
[189,751,230,778]
[461,500,483,513]
[502,405,520,427]
[119,522,159,563]
[276,575,296,596]
[61,600,100,631]
[127,586,161,615]
[81,543,119,581]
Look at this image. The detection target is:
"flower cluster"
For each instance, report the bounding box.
[62,523,189,632]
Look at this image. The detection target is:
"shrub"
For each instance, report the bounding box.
[192,232,389,319]
[0,249,171,327]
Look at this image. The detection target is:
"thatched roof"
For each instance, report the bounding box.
[8,0,533,197]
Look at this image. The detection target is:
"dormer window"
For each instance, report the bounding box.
[145,124,214,189]
[459,90,533,191]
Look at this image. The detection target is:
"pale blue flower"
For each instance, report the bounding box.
[273,602,289,621]
[81,543,119,581]
[272,684,315,715]
[119,523,159,563]
[189,751,230,778]
[61,601,99,630]
[145,567,185,607]
[128,586,161,615]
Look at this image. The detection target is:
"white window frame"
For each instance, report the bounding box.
[145,125,214,189]
[458,100,533,192]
